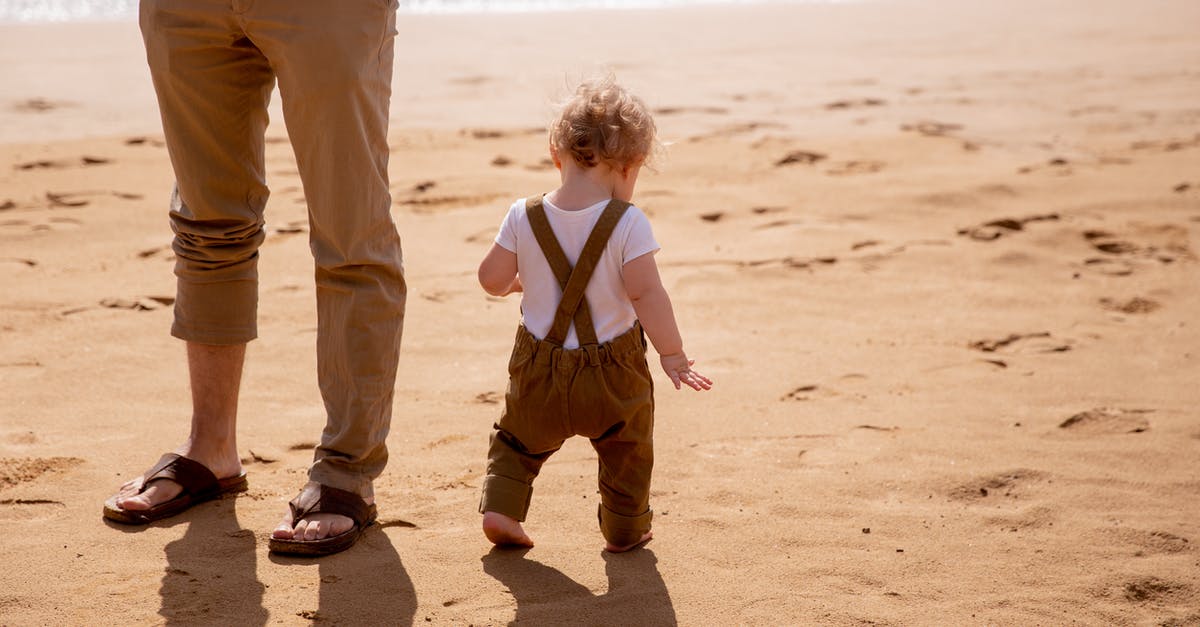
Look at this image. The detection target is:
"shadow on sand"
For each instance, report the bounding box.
[482,546,677,626]
[152,496,269,625]
[268,520,417,626]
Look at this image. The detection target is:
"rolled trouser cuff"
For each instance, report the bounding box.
[170,278,258,345]
[309,462,375,500]
[598,503,653,547]
[479,474,533,521]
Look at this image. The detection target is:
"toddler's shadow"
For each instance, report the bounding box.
[481,546,677,626]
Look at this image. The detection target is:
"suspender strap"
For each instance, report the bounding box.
[525,195,631,346]
[526,196,595,345]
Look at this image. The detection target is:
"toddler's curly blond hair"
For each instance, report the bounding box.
[549,75,657,172]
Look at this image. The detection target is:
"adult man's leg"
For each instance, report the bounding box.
[110,0,275,513]
[114,343,246,510]
[244,0,407,544]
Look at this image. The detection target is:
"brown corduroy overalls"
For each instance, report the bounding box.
[480,197,656,548]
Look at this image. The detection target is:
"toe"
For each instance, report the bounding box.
[303,521,323,541]
[272,520,295,539]
[117,493,151,511]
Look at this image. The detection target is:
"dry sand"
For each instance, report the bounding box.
[2,0,1200,624]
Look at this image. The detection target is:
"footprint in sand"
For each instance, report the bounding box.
[96,296,175,312]
[752,219,801,230]
[424,434,470,450]
[1099,296,1160,314]
[1081,225,1192,271]
[985,505,1058,532]
[825,160,884,176]
[1129,133,1200,153]
[271,220,307,235]
[900,120,963,137]
[824,98,886,110]
[397,192,504,214]
[948,468,1046,501]
[137,245,175,261]
[738,255,837,272]
[0,457,84,490]
[1017,157,1074,176]
[775,150,827,167]
[10,97,73,113]
[1107,528,1191,555]
[45,192,90,208]
[957,213,1059,241]
[780,384,820,401]
[15,156,110,171]
[1083,257,1134,276]
[0,498,67,522]
[968,332,1072,354]
[1120,577,1193,604]
[653,105,730,116]
[780,375,867,402]
[1058,407,1151,434]
[490,155,513,167]
[686,121,784,143]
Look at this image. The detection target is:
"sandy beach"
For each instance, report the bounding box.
[2,0,1199,624]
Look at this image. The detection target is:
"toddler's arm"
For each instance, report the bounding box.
[622,253,712,391]
[478,243,522,296]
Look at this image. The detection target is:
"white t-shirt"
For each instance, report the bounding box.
[495,197,660,349]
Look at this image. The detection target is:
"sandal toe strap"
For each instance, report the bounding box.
[288,484,372,527]
[141,453,220,499]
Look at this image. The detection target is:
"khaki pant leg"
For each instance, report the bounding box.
[140,0,275,345]
[243,0,405,498]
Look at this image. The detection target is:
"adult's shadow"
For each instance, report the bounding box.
[269,520,417,626]
[481,547,677,626]
[150,497,269,625]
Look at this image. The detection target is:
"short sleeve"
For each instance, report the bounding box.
[494,200,523,253]
[620,206,660,265]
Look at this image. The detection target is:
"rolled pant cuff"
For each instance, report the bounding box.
[171,279,258,345]
[479,474,532,521]
[308,464,374,500]
[170,321,257,345]
[598,503,653,547]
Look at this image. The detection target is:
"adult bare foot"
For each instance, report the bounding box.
[271,482,374,542]
[605,530,653,553]
[112,441,243,511]
[482,511,535,548]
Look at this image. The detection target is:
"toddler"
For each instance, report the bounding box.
[476,76,711,552]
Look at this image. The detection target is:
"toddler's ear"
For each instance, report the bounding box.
[549,144,561,170]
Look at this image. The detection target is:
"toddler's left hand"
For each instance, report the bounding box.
[660,352,712,391]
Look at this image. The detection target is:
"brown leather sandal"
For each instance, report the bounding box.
[102,453,248,525]
[268,483,377,557]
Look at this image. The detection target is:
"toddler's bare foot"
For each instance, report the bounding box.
[605,530,653,553]
[482,511,534,548]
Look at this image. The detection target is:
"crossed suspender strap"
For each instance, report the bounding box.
[525,195,631,347]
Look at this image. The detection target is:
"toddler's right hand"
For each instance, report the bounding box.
[660,352,712,391]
